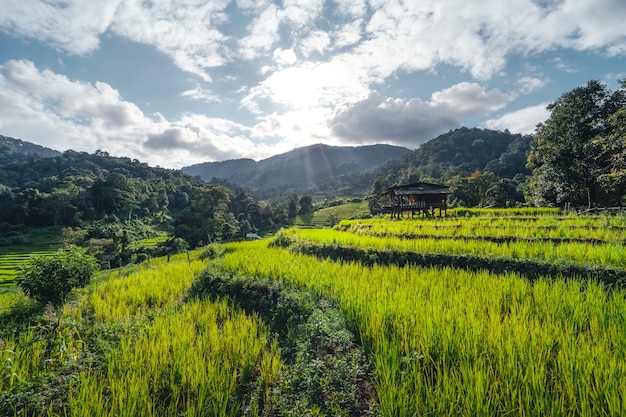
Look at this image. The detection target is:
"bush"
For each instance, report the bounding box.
[20,246,98,305]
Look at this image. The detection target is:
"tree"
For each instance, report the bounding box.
[298,195,314,214]
[173,185,236,247]
[40,183,79,226]
[288,193,299,219]
[593,108,626,204]
[20,246,98,305]
[448,171,510,207]
[91,172,138,217]
[527,80,626,208]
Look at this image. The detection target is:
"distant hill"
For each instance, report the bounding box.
[0,135,61,165]
[373,127,532,187]
[183,143,411,195]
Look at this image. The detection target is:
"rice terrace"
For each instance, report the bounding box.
[2,208,626,416]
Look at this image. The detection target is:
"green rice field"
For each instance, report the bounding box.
[2,209,626,416]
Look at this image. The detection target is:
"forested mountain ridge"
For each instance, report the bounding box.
[368,128,533,208]
[183,143,411,195]
[373,127,532,187]
[0,148,201,227]
[0,135,61,165]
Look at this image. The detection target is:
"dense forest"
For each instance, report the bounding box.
[0,149,316,267]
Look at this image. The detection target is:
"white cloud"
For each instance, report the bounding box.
[238,4,282,60]
[111,0,231,82]
[299,30,331,57]
[518,76,549,94]
[242,60,369,111]
[558,0,626,50]
[328,92,460,147]
[431,82,511,116]
[2,0,625,88]
[252,108,333,145]
[332,19,363,48]
[0,60,274,168]
[332,0,368,18]
[272,48,298,66]
[180,85,221,103]
[2,0,626,165]
[328,82,512,147]
[552,57,578,73]
[279,0,325,27]
[236,0,273,13]
[0,0,118,54]
[483,103,550,134]
[0,59,147,150]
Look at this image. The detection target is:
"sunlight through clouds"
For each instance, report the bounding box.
[0,0,625,166]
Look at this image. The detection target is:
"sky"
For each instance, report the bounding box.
[0,0,625,169]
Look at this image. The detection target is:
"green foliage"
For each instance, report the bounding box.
[528,80,626,208]
[372,128,532,207]
[298,194,314,214]
[19,246,97,305]
[0,149,197,228]
[374,127,531,187]
[173,185,238,247]
[448,171,512,207]
[594,108,626,202]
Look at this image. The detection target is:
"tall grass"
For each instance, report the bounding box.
[2,252,281,416]
[215,240,626,416]
[69,298,281,417]
[79,259,205,322]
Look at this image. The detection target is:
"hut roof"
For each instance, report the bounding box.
[380,182,451,197]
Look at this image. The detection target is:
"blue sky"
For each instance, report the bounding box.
[1,0,625,168]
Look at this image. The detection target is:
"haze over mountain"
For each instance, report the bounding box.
[183,143,411,194]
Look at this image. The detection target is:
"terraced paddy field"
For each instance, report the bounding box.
[2,210,626,416]
[0,227,61,299]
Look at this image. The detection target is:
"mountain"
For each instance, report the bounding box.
[0,135,61,165]
[183,143,411,194]
[373,127,532,187]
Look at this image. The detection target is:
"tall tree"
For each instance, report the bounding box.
[173,185,236,247]
[287,193,299,219]
[298,195,314,214]
[527,80,626,208]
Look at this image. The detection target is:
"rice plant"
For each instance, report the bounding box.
[214,239,626,416]
[69,298,281,417]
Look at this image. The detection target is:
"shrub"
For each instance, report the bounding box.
[20,246,98,305]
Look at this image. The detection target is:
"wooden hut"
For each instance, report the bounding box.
[380,182,451,218]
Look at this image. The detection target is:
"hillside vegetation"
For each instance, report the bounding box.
[0,135,61,166]
[373,127,531,186]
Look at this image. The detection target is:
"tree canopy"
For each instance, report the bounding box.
[527,80,626,208]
